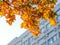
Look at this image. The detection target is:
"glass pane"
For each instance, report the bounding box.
[29,36,34,42]
[59,32,60,38]
[57,44,59,45]
[58,25,60,29]
[40,19,46,24]
[25,40,28,45]
[56,15,60,23]
[48,38,53,45]
[41,26,46,33]
[42,42,46,45]
[46,23,51,29]
[22,42,25,45]
[53,34,57,42]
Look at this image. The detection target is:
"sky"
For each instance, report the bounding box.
[0,0,60,45]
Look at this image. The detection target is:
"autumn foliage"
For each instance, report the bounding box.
[0,0,57,37]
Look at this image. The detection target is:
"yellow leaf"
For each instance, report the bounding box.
[43,13,49,20]
[0,11,4,16]
[21,22,28,28]
[49,3,55,8]
[6,20,12,25]
[32,30,41,37]
[49,18,57,26]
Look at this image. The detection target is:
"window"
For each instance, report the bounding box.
[47,29,54,35]
[22,39,30,45]
[53,34,57,42]
[48,34,59,45]
[57,44,59,45]
[29,36,34,42]
[59,32,60,38]
[32,42,36,45]
[23,40,29,45]
[22,42,25,45]
[40,19,46,25]
[58,24,60,29]
[56,15,60,23]
[42,42,46,45]
[48,37,53,45]
[25,40,29,45]
[46,23,51,29]
[41,26,46,33]
[38,35,46,44]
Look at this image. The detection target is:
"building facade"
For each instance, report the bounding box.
[8,3,60,45]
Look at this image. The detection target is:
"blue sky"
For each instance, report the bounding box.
[0,0,60,45]
[0,15,27,45]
